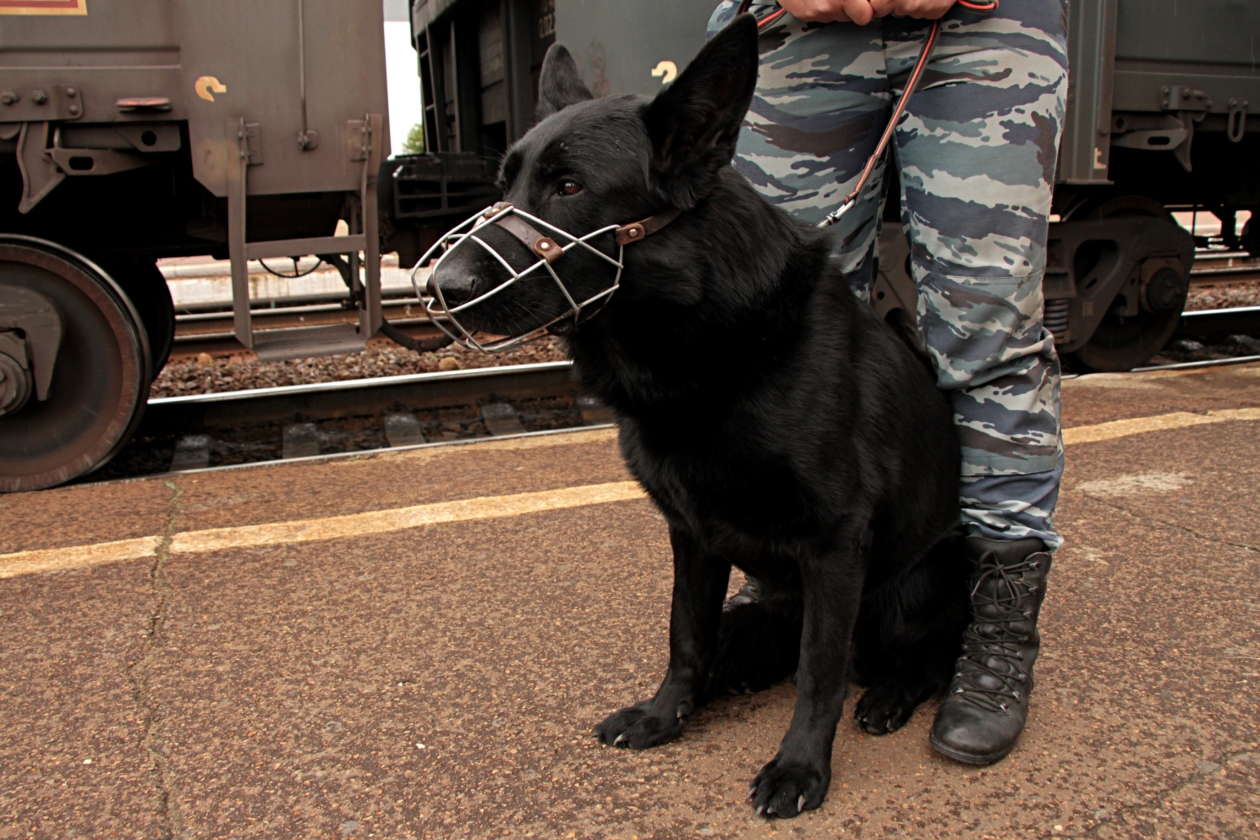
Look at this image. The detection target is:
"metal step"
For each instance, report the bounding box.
[251,323,367,362]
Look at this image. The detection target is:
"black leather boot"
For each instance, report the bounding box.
[931,536,1052,765]
[724,574,763,610]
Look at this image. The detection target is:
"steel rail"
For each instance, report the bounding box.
[168,299,1260,362]
[142,360,578,434]
[156,421,617,479]
[164,250,1258,357]
[1189,266,1260,280]
[1174,305,1260,339]
[1133,353,1260,372]
[124,348,1260,486]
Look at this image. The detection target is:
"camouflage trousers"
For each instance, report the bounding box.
[710,0,1069,549]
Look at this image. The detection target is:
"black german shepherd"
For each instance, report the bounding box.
[429,15,969,819]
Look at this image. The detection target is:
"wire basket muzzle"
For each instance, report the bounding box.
[411,203,625,353]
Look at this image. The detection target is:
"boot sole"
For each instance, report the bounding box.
[929,732,1017,766]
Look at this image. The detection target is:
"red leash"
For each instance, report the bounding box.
[735,0,998,226]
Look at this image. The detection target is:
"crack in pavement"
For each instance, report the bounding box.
[123,479,187,840]
[1071,493,1259,836]
[1078,492,1259,556]
[1080,749,1258,837]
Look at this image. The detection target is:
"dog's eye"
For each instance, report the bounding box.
[558,180,582,197]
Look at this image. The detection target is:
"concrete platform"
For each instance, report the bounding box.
[2,363,1260,839]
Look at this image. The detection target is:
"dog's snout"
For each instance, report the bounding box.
[429,271,479,306]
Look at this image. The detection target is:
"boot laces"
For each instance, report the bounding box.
[952,553,1043,714]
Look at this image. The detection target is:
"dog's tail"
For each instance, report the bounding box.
[705,591,803,699]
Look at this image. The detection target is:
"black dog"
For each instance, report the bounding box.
[429,15,970,819]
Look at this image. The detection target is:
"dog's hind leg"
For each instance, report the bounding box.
[854,537,970,735]
[594,526,730,750]
[705,587,803,699]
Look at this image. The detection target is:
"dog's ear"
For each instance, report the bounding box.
[536,44,595,120]
[644,14,759,207]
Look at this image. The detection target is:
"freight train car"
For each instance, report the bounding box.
[411,0,1260,370]
[0,0,475,491]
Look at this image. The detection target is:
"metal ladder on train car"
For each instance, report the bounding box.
[225,114,385,361]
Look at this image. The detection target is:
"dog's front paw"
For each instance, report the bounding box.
[855,682,918,734]
[594,701,685,749]
[749,757,829,819]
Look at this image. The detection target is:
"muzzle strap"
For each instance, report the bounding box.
[485,201,565,263]
[487,199,682,257]
[615,208,683,246]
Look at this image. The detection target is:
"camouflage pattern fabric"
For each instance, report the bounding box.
[709,0,1069,549]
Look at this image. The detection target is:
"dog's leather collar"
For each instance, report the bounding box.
[484,201,681,260]
[615,209,682,246]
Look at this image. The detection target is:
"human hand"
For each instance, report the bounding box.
[867,0,958,19]
[777,0,878,25]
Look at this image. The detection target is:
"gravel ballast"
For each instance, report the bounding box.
[151,336,569,399]
[153,280,1260,400]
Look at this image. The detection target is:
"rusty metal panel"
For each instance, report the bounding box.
[1,0,390,200]
[0,0,184,124]
[555,0,713,98]
[0,0,89,14]
[1114,0,1260,68]
[1110,0,1260,115]
[174,0,390,198]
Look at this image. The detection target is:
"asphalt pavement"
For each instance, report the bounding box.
[2,363,1259,839]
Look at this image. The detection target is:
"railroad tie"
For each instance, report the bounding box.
[384,412,428,447]
[481,403,526,436]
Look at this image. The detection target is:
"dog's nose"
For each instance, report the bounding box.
[428,272,479,307]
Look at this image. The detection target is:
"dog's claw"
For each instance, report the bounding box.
[756,805,766,817]
[613,733,627,747]
[747,787,756,801]
[797,795,806,813]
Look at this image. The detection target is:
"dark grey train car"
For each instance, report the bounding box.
[412,0,1260,372]
[1049,0,1260,370]
[2,0,1258,490]
[1,0,393,490]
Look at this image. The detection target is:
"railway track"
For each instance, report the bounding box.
[90,361,613,483]
[1175,304,1260,339]
[166,253,1260,360]
[82,253,1260,485]
[87,301,1260,486]
[1190,251,1260,274]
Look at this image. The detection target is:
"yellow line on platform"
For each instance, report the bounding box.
[167,481,646,556]
[0,536,163,579]
[3,406,1259,580]
[1062,407,1260,445]
[0,483,646,579]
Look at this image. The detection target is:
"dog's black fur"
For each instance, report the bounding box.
[430,15,970,819]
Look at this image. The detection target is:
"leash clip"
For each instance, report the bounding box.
[817,198,856,229]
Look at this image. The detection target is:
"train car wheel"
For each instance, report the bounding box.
[94,257,175,376]
[1065,196,1189,372]
[0,236,151,492]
